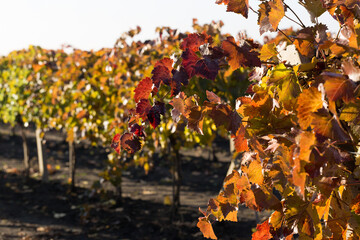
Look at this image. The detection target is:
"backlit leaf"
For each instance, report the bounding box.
[120,133,141,154]
[152,58,173,88]
[197,218,217,240]
[136,99,152,120]
[311,110,350,142]
[134,77,153,103]
[234,124,249,152]
[217,0,249,18]
[296,87,323,129]
[206,90,222,104]
[342,59,360,82]
[252,220,272,240]
[322,72,355,103]
[259,43,278,61]
[180,33,211,52]
[246,160,263,185]
[268,0,285,31]
[221,36,261,71]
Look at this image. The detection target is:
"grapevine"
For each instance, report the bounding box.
[112,0,360,239]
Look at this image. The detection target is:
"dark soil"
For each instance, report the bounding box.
[0,125,269,239]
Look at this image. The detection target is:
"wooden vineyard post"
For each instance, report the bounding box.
[36,128,48,182]
[69,140,76,191]
[20,123,30,177]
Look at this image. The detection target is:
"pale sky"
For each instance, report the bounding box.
[0,0,340,56]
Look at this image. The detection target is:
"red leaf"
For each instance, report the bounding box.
[180,33,212,52]
[252,220,272,240]
[194,57,219,80]
[119,133,142,154]
[134,77,153,103]
[147,104,164,129]
[221,36,261,71]
[152,58,173,88]
[136,99,152,120]
[130,124,145,138]
[171,68,188,97]
[182,49,219,80]
[182,48,200,79]
[111,133,121,154]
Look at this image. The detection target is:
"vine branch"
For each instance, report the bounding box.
[283,2,306,28]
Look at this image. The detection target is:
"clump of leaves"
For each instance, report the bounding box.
[113,0,360,239]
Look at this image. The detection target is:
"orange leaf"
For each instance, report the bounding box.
[298,131,316,163]
[351,194,360,215]
[217,0,249,18]
[234,124,249,152]
[322,72,355,103]
[221,36,261,71]
[134,77,153,103]
[268,0,285,30]
[296,87,323,129]
[252,220,272,240]
[197,218,217,240]
[311,110,350,142]
[246,160,263,185]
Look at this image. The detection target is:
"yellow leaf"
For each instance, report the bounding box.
[246,160,263,185]
[260,43,278,61]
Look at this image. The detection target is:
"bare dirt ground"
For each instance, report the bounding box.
[0,125,269,240]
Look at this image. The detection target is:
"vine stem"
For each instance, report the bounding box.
[261,61,293,67]
[283,2,306,28]
[335,25,343,41]
[284,15,303,28]
[249,6,258,15]
[277,28,294,43]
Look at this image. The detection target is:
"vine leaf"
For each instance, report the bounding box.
[252,220,272,240]
[259,43,278,61]
[216,0,249,18]
[130,124,146,138]
[234,124,249,152]
[221,36,261,71]
[180,33,211,52]
[197,218,217,239]
[206,90,222,104]
[339,101,360,123]
[268,0,285,31]
[136,99,152,120]
[311,110,350,142]
[299,0,326,22]
[258,2,274,35]
[182,49,219,80]
[293,28,315,57]
[296,87,323,129]
[351,194,360,214]
[112,133,141,154]
[245,159,263,185]
[187,106,205,134]
[322,72,355,103]
[152,58,173,88]
[134,77,153,103]
[342,59,360,82]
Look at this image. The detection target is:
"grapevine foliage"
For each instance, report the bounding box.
[113,0,360,239]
